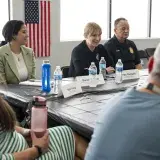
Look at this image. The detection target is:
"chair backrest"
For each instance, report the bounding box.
[138,50,148,58]
[145,48,156,57]
[138,50,148,69]
[61,66,69,78]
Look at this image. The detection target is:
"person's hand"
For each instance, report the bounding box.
[15,126,30,137]
[23,129,32,147]
[31,130,49,153]
[23,129,30,137]
[106,66,115,73]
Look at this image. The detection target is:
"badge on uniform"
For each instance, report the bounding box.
[116,49,120,52]
[129,47,134,54]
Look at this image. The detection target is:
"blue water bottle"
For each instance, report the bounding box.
[42,60,51,92]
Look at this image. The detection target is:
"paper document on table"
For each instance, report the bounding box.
[122,69,139,81]
[19,80,42,86]
[136,76,148,89]
[76,74,105,87]
[62,82,82,98]
[139,69,148,76]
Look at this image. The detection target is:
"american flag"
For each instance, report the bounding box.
[25,0,51,57]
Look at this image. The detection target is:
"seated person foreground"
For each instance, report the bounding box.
[85,44,160,160]
[0,97,88,160]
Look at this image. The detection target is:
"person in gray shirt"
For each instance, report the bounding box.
[85,43,160,160]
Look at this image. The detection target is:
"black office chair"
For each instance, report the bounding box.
[138,50,149,69]
[145,48,156,58]
[61,66,69,78]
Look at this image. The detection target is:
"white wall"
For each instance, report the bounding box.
[11,0,160,78]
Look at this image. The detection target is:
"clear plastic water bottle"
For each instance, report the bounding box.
[42,60,51,92]
[31,96,47,138]
[115,59,123,84]
[89,62,97,76]
[89,62,97,87]
[53,66,62,94]
[141,59,144,68]
[99,57,106,79]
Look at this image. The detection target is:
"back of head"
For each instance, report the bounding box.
[153,43,160,62]
[0,20,24,47]
[0,96,17,132]
[149,43,160,82]
[84,22,102,38]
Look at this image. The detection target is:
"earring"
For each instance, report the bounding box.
[12,35,16,40]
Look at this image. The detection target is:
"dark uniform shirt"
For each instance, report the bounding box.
[69,40,114,77]
[104,35,141,70]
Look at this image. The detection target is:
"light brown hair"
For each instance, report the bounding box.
[0,97,17,131]
[84,22,102,38]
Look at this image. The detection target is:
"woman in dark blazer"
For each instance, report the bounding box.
[69,22,114,77]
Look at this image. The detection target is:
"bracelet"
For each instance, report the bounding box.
[33,145,42,157]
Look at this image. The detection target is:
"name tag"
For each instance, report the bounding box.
[76,76,90,86]
[122,69,139,80]
[61,82,82,98]
[76,74,105,87]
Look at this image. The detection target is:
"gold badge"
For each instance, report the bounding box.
[129,47,134,54]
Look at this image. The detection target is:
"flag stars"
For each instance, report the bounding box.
[25,1,39,23]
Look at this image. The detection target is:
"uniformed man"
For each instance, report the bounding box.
[104,17,142,70]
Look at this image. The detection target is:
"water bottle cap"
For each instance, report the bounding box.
[91,62,95,65]
[43,60,50,64]
[118,59,122,62]
[32,96,46,107]
[101,57,104,59]
[56,66,61,69]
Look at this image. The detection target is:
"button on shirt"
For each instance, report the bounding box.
[69,40,114,77]
[104,35,141,70]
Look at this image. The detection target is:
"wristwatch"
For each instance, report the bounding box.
[33,145,42,157]
[146,83,160,94]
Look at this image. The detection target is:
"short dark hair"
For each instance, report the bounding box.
[0,96,17,131]
[114,17,127,28]
[1,20,24,45]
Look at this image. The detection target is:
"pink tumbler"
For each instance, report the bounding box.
[31,96,47,138]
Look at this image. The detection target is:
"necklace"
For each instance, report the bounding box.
[15,53,21,62]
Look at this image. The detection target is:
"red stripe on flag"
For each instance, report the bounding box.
[29,24,32,48]
[41,1,43,57]
[48,1,50,56]
[35,24,38,57]
[44,1,47,57]
[32,24,35,54]
[38,4,41,58]
[26,24,28,46]
[42,1,45,57]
